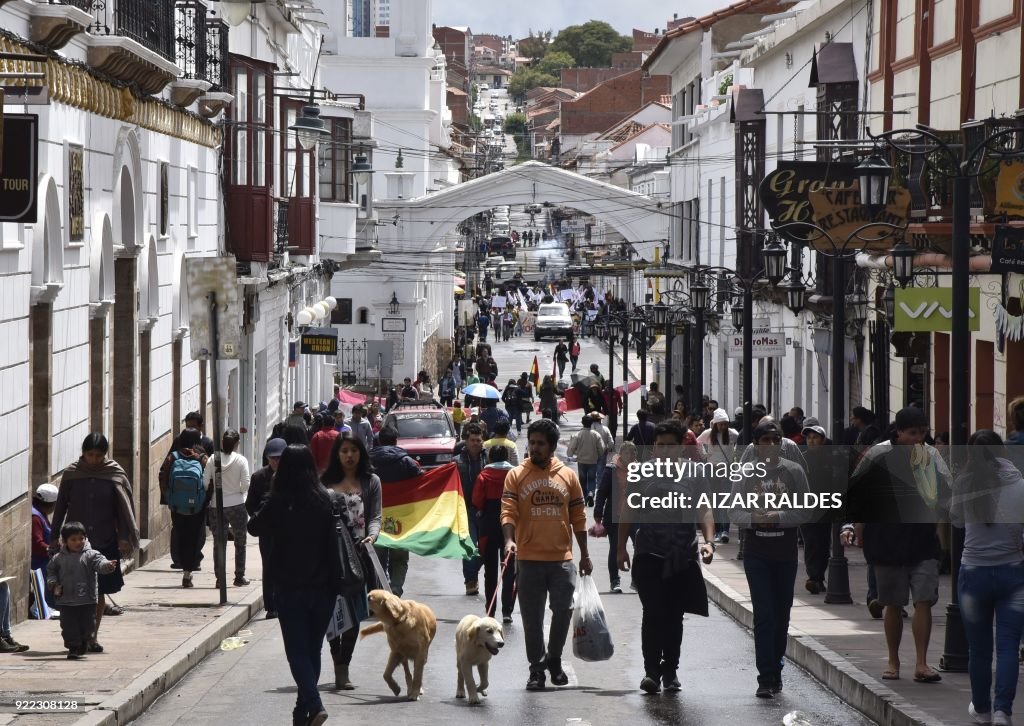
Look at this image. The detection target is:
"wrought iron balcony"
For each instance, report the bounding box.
[83,0,181,94]
[205,14,228,90]
[175,0,208,82]
[49,0,94,9]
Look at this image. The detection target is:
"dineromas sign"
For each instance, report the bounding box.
[759,161,910,252]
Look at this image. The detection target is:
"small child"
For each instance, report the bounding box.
[46,522,116,659]
[452,400,466,436]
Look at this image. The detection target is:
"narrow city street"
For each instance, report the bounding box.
[132,339,874,726]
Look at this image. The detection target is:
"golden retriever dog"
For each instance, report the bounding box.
[454,614,505,705]
[360,589,437,700]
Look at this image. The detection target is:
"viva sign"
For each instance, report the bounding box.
[893,287,981,332]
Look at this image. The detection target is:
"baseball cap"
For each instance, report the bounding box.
[734,407,743,417]
[34,483,59,503]
[752,421,782,440]
[265,438,287,458]
[802,424,827,438]
[293,401,306,410]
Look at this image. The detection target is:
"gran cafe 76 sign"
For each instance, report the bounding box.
[0,112,39,223]
[759,161,911,251]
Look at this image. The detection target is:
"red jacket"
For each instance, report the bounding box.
[472,464,512,511]
[310,429,340,472]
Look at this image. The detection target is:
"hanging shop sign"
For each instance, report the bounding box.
[0,114,39,223]
[726,318,787,358]
[759,161,910,252]
[893,287,981,332]
[991,225,1024,274]
[995,160,1024,217]
[300,327,339,356]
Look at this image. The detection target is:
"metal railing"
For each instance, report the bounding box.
[175,0,207,81]
[116,0,174,61]
[205,14,228,89]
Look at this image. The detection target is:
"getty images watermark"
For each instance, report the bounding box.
[607,445,1020,526]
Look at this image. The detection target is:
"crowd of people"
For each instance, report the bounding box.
[13,355,1024,726]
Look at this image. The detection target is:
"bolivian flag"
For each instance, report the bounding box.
[376,463,477,560]
[530,355,541,393]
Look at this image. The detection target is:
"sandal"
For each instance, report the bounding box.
[103,604,124,616]
[881,669,900,680]
[913,670,942,683]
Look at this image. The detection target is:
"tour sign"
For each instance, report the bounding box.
[759,161,909,252]
[0,114,39,223]
[300,327,338,356]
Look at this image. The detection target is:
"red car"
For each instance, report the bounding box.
[382,400,457,469]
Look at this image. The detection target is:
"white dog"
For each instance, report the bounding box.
[454,614,505,705]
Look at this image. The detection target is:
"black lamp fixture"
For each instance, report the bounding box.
[856,150,894,215]
[731,298,745,331]
[763,238,788,285]
[608,316,623,338]
[216,0,265,27]
[883,284,896,325]
[351,155,373,185]
[890,239,916,287]
[387,291,400,315]
[689,275,711,311]
[395,148,405,169]
[288,38,331,150]
[652,302,668,329]
[595,319,608,337]
[631,314,645,336]
[786,281,807,314]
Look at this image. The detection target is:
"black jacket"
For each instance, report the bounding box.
[245,466,274,517]
[594,465,614,524]
[369,445,422,483]
[247,491,335,590]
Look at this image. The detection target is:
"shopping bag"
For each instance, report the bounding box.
[324,596,356,641]
[28,568,55,620]
[571,574,614,661]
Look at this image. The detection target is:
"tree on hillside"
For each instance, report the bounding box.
[549,21,631,68]
[503,112,528,138]
[518,30,552,60]
[536,50,576,77]
[508,67,558,101]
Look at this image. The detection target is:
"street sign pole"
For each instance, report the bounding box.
[208,291,227,607]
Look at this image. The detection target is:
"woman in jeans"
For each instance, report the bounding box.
[248,445,336,726]
[953,430,1024,726]
[320,435,381,690]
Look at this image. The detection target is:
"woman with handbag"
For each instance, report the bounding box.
[320,435,382,690]
[247,445,336,726]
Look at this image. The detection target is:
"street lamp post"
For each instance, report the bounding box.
[766,152,902,609]
[688,275,711,418]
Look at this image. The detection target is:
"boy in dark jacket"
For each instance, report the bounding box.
[472,445,517,621]
[47,522,117,659]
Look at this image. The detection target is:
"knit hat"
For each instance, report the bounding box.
[711,408,730,425]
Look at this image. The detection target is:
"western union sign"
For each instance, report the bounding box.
[300,327,338,356]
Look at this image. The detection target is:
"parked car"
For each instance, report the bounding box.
[488,236,515,258]
[534,302,573,341]
[491,220,510,235]
[383,400,456,469]
[525,203,543,214]
[479,83,489,91]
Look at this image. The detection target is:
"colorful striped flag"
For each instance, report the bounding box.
[376,463,477,560]
[530,355,540,393]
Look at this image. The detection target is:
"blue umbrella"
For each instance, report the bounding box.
[462,382,501,400]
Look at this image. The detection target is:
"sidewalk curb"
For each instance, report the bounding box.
[71,588,264,726]
[702,569,949,726]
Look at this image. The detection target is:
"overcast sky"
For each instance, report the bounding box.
[431,1,735,39]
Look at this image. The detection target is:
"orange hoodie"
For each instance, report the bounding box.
[500,456,586,562]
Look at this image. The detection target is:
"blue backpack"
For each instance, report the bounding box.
[167,452,206,515]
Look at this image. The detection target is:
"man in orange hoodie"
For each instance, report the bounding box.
[502,418,592,691]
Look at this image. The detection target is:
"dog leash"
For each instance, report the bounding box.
[486,550,515,617]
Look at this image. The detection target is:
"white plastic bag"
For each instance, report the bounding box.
[571,574,614,662]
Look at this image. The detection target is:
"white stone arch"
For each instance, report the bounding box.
[112,128,143,251]
[372,161,668,258]
[171,245,189,337]
[139,234,159,323]
[30,174,64,302]
[89,211,115,305]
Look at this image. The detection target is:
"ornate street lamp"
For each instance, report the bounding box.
[289,105,330,150]
[630,315,645,336]
[763,239,788,285]
[652,303,668,329]
[786,282,806,314]
[890,240,916,288]
[856,151,893,215]
[387,292,400,315]
[731,297,745,332]
[848,294,869,328]
[351,155,373,186]
[218,0,266,27]
[883,284,896,325]
[690,276,711,311]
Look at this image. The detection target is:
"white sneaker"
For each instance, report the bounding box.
[969,703,992,724]
[993,711,1012,726]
